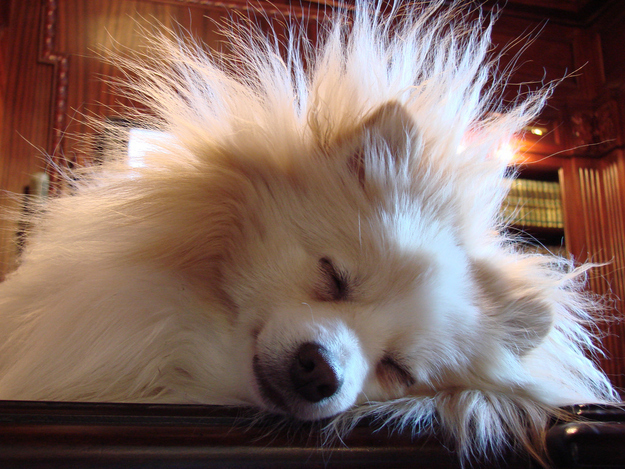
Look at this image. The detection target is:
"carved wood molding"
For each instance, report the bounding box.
[146,0,335,20]
[569,98,622,158]
[39,0,69,191]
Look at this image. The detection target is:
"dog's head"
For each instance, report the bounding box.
[208,101,554,421]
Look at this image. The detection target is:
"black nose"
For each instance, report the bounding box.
[290,342,342,403]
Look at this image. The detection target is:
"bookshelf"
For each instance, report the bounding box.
[503,169,567,256]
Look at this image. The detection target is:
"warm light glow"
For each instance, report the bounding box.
[494,142,515,163]
[530,127,544,136]
[457,131,522,163]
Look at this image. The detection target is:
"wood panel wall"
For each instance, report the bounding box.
[1,0,624,390]
[559,152,625,387]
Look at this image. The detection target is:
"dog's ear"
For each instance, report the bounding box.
[338,101,422,190]
[473,258,554,355]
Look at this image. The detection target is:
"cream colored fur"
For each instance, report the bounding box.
[0,0,619,463]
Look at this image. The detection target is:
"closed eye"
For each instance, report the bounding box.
[316,257,349,301]
[376,355,416,390]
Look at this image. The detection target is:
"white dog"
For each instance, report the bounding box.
[0,0,618,463]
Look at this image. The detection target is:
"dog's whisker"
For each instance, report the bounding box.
[301,302,314,322]
[358,209,362,251]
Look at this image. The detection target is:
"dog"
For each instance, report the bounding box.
[0,0,619,463]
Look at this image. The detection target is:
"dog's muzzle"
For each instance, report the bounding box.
[253,342,344,418]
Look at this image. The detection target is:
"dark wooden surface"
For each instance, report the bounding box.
[0,401,624,468]
[0,400,530,469]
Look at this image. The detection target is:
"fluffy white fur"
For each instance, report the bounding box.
[0,0,619,463]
